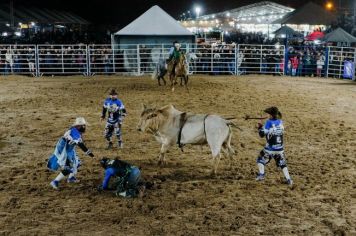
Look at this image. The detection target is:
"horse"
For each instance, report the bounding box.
[151,58,167,86]
[152,52,197,89]
[167,53,189,92]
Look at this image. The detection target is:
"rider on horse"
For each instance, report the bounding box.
[167,41,182,75]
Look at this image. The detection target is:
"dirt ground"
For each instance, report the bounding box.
[0,74,355,235]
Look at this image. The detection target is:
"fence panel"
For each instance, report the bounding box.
[37,44,88,76]
[237,44,285,75]
[0,43,355,79]
[0,45,36,76]
[327,46,356,79]
[284,45,327,77]
[187,44,236,74]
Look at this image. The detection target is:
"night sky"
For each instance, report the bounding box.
[0,0,328,26]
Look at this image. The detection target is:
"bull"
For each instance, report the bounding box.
[137,104,237,174]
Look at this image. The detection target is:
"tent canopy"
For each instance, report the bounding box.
[273,25,302,38]
[324,27,356,43]
[305,31,325,41]
[115,5,193,36]
[273,2,336,25]
[0,5,89,25]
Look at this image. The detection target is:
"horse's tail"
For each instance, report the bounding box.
[151,64,158,80]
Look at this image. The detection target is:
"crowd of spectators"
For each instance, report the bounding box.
[0,35,353,78]
[0,45,129,75]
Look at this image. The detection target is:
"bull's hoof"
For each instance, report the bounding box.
[158,160,167,166]
[210,170,217,178]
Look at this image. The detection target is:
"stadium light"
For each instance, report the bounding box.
[226,12,231,17]
[15,31,21,37]
[31,22,36,27]
[5,23,10,27]
[2,32,8,37]
[326,2,334,10]
[195,6,201,18]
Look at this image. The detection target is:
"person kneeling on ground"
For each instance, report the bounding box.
[97,157,145,198]
[256,107,293,187]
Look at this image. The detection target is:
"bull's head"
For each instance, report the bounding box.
[137,104,160,133]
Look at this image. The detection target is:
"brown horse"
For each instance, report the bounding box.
[167,53,189,92]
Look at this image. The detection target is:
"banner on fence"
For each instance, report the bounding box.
[343,60,355,80]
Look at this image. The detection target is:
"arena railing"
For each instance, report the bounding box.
[37,45,88,76]
[327,46,356,80]
[283,45,328,78]
[0,45,36,76]
[0,44,355,79]
[237,44,286,75]
[88,43,237,75]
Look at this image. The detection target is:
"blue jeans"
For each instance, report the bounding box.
[127,167,141,188]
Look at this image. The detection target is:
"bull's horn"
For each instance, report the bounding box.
[141,104,147,111]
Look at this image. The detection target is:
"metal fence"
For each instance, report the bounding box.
[327,46,356,79]
[237,44,285,75]
[0,43,355,79]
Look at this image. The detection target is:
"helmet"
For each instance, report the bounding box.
[100,158,109,169]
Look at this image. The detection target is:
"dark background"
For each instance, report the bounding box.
[0,0,329,27]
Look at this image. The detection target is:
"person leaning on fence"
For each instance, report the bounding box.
[97,157,145,198]
[47,117,95,190]
[256,107,293,187]
[316,56,324,77]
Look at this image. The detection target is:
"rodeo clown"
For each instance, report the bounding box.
[256,107,293,186]
[47,117,95,190]
[97,157,145,198]
[101,89,127,149]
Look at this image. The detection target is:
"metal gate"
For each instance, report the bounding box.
[237,44,285,75]
[0,45,36,76]
[327,46,356,79]
[37,44,88,76]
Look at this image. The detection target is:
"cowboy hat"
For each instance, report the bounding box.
[72,117,89,126]
[264,107,282,119]
[109,89,118,96]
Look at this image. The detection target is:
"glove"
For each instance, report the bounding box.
[86,150,94,157]
[68,140,76,145]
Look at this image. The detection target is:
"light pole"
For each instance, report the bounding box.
[10,0,14,28]
[195,6,201,19]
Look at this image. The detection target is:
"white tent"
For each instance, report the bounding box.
[115,5,193,36]
[113,5,195,45]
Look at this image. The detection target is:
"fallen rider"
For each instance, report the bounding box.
[97,157,145,198]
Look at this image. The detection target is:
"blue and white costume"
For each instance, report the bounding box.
[102,97,126,148]
[256,110,292,186]
[47,117,94,190]
[257,119,286,168]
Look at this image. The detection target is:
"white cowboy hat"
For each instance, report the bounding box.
[72,117,89,126]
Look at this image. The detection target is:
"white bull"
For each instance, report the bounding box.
[137,104,236,174]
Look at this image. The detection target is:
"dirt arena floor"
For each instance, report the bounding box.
[0,74,355,235]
